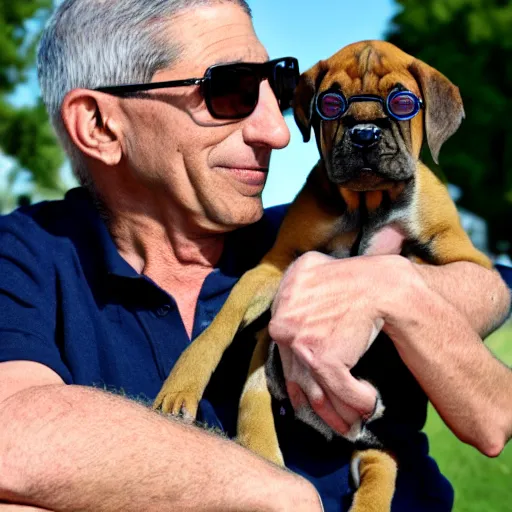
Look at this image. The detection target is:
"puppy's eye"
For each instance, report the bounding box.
[317,92,347,120]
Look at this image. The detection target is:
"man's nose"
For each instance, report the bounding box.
[348,124,382,149]
[242,81,290,149]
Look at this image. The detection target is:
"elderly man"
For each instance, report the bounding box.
[0,1,510,511]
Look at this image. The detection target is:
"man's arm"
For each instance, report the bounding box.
[0,506,53,511]
[0,362,321,512]
[413,261,511,337]
[269,253,512,456]
[388,261,512,455]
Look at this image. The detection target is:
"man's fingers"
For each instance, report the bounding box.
[306,387,352,435]
[322,369,377,416]
[286,381,309,410]
[284,359,364,435]
[279,341,378,433]
[296,370,373,434]
[321,388,363,428]
[287,375,353,436]
[296,347,378,416]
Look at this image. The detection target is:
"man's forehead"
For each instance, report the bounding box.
[210,50,270,66]
[163,47,268,80]
[168,4,266,72]
[182,33,268,67]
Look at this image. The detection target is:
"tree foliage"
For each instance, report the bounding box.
[386,0,512,254]
[0,1,65,202]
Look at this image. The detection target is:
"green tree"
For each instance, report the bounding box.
[386,0,512,255]
[0,1,65,207]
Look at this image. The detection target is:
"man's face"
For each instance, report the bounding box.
[118,4,290,232]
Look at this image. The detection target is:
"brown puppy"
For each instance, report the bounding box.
[154,40,492,511]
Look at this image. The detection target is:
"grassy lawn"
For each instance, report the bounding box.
[424,320,512,512]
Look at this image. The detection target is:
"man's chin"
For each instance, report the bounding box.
[232,195,265,226]
[210,195,265,231]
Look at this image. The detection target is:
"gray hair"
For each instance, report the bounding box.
[37,0,252,188]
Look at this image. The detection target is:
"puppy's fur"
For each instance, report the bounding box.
[154,41,492,511]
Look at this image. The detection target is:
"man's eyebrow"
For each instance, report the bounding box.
[212,55,270,66]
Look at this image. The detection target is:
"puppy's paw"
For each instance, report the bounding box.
[349,449,397,512]
[153,388,200,420]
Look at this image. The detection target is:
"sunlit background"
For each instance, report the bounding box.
[0,2,510,509]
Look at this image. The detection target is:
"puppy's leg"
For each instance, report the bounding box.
[414,163,492,268]
[237,327,284,466]
[349,450,397,512]
[154,262,284,417]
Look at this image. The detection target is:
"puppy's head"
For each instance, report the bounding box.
[294,40,464,191]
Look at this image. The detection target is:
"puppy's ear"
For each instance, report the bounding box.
[293,60,328,143]
[409,59,465,164]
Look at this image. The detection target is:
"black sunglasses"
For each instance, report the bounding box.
[316,89,424,122]
[94,57,300,120]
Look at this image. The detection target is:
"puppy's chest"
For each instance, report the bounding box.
[325,184,415,258]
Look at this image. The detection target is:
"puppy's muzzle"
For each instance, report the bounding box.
[349,124,382,149]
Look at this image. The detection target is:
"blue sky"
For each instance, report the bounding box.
[3,0,398,203]
[252,0,398,206]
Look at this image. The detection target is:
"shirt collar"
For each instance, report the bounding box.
[64,187,282,283]
[64,187,140,279]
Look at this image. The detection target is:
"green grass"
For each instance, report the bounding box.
[424,320,512,512]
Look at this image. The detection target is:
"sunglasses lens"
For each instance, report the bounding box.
[388,92,420,119]
[272,59,299,111]
[207,58,299,119]
[209,66,259,118]
[318,92,346,119]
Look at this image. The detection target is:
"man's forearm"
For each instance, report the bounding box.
[0,385,319,512]
[414,261,511,337]
[0,506,53,511]
[383,273,512,456]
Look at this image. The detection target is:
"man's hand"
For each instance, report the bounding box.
[269,250,512,454]
[268,252,410,435]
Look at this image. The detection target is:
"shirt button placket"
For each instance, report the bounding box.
[156,304,172,317]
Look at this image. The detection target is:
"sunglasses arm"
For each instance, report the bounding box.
[94,78,205,95]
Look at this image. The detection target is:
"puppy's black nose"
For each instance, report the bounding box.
[349,125,382,149]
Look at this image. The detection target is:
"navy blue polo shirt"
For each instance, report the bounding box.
[0,187,510,511]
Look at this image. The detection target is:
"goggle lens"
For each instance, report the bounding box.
[387,91,421,120]
[318,92,347,119]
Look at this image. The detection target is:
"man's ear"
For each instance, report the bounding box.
[409,59,465,164]
[293,60,328,143]
[61,89,123,166]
